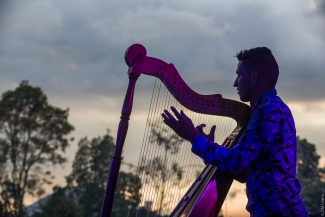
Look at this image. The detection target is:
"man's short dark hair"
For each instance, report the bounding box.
[235,47,279,89]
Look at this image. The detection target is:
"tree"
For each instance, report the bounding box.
[297,137,325,215]
[111,171,142,217]
[66,131,142,217]
[31,186,83,217]
[0,81,74,216]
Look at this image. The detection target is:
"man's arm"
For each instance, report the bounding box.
[162,105,282,174]
[191,105,280,174]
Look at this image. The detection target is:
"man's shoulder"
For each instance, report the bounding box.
[266,95,291,114]
[253,95,292,119]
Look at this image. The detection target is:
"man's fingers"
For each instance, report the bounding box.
[196,124,206,133]
[180,110,190,120]
[162,110,180,130]
[162,113,175,128]
[209,125,216,136]
[162,119,172,128]
[163,109,178,122]
[161,113,168,121]
[170,106,182,120]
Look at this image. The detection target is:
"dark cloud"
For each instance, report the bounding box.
[0,0,324,105]
[316,0,325,16]
[0,0,12,30]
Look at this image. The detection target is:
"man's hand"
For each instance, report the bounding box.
[196,124,216,141]
[161,106,198,142]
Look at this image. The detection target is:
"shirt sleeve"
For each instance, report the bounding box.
[191,105,283,174]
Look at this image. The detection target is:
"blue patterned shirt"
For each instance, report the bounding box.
[191,89,308,217]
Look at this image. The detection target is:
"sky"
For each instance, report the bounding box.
[0,0,324,215]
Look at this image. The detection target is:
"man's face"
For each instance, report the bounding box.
[233,61,254,102]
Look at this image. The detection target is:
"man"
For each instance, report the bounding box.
[162,47,308,217]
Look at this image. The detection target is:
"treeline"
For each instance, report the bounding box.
[0,81,324,216]
[31,133,140,217]
[0,81,140,217]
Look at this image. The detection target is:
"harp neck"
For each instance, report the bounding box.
[140,56,250,128]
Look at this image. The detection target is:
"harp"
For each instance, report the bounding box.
[101,44,251,216]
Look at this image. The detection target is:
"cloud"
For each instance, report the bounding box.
[100,6,236,43]
[310,0,325,16]
[1,0,324,104]
[0,0,324,117]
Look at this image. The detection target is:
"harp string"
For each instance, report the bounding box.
[146,78,173,214]
[159,82,179,214]
[147,78,172,213]
[128,79,236,216]
[129,78,160,212]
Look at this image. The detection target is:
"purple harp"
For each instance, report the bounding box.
[100,44,250,217]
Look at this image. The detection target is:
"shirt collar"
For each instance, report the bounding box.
[251,89,277,112]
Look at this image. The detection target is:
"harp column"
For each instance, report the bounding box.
[101,45,146,217]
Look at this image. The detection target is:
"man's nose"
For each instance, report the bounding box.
[233,78,238,87]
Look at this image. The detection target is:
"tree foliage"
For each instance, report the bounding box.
[66,134,114,189]
[297,137,325,215]
[0,81,74,216]
[31,186,82,217]
[111,171,142,217]
[66,131,142,217]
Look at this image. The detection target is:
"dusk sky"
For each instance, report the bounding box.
[0,0,324,215]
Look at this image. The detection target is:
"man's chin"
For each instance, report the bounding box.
[239,96,249,102]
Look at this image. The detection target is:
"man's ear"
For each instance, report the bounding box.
[252,70,259,84]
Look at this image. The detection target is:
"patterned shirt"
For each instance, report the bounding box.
[191,89,308,217]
